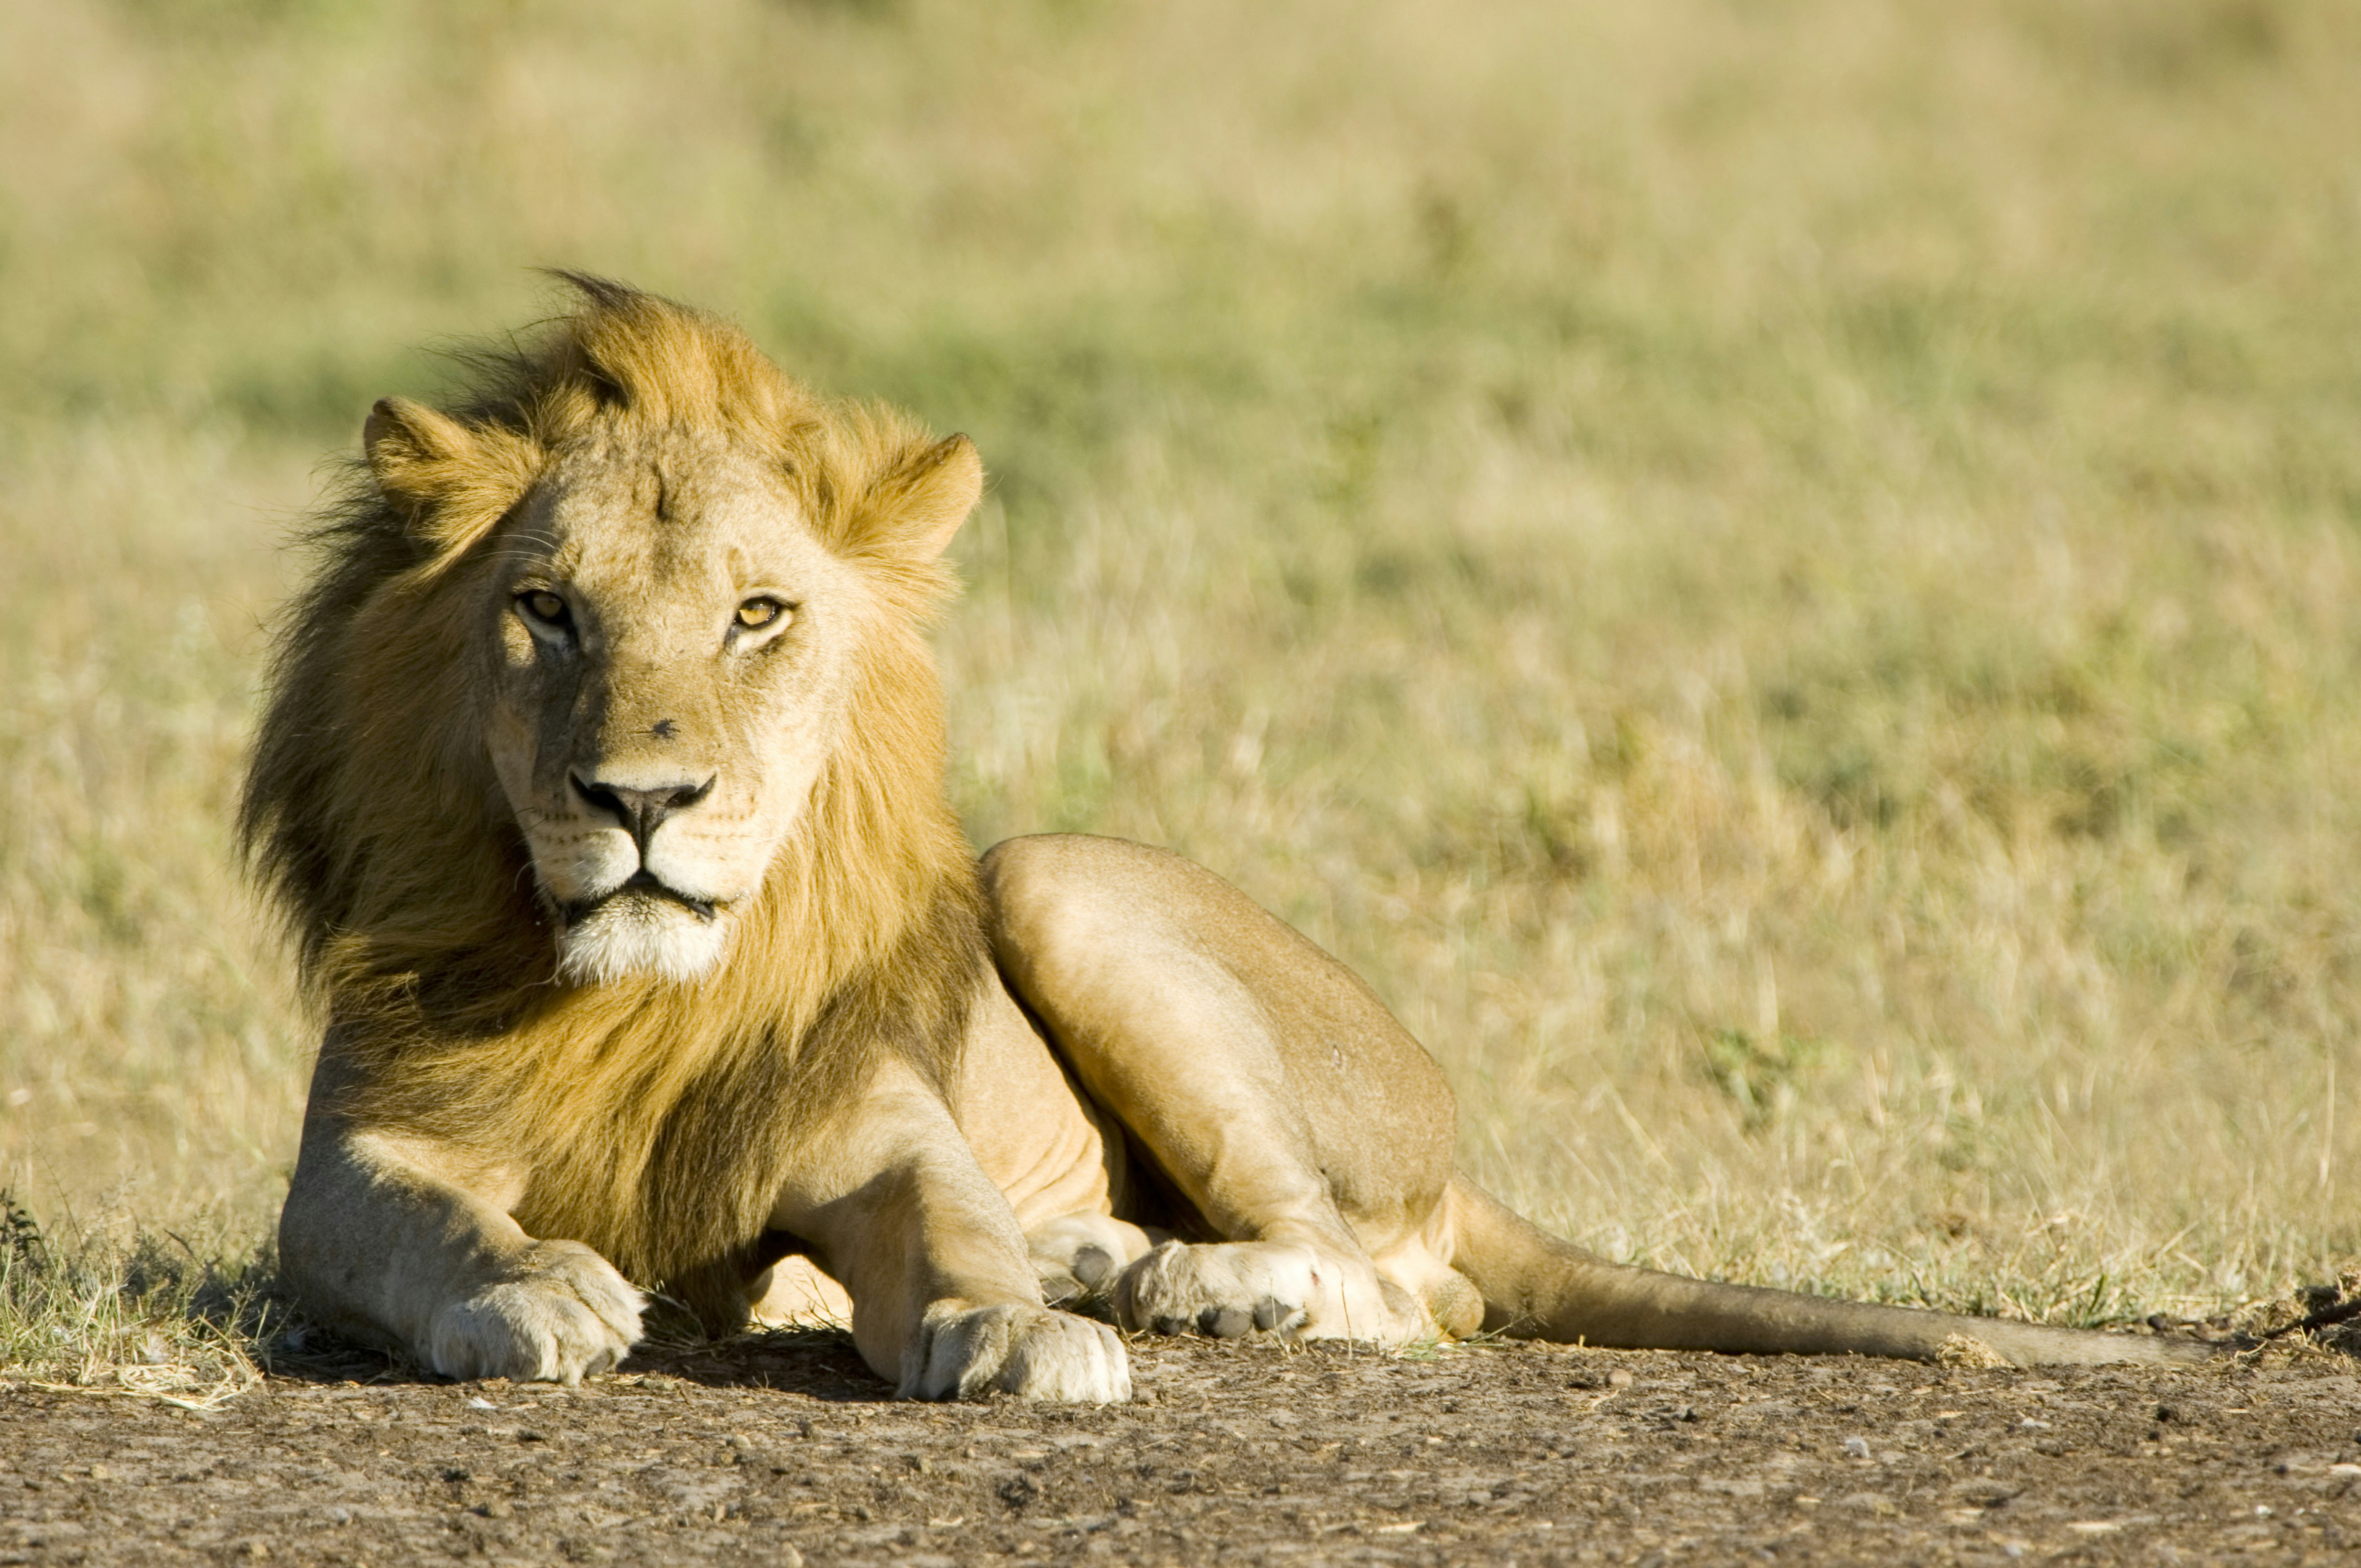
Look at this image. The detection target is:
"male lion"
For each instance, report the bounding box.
[245,277,2202,1400]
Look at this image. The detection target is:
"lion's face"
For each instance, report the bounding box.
[256,292,983,994]
[482,433,866,985]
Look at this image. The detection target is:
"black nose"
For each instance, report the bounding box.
[570,773,715,854]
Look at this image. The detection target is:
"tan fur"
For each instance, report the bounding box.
[252,278,2207,1397]
[244,277,985,1324]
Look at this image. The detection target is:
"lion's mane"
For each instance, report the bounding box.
[241,277,987,1325]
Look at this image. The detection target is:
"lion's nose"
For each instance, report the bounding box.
[569,772,715,854]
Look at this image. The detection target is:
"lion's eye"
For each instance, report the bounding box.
[734,597,789,632]
[518,590,571,628]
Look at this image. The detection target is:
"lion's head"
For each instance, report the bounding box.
[245,275,982,999]
[242,279,991,1305]
[375,352,976,988]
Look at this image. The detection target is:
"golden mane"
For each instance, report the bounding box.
[241,276,987,1325]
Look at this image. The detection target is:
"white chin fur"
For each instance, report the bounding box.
[557,900,729,985]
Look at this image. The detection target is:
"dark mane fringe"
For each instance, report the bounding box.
[239,276,987,1321]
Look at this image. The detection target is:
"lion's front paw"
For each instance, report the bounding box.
[426,1240,645,1384]
[900,1302,1131,1403]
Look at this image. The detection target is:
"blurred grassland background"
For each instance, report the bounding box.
[3,0,2359,1351]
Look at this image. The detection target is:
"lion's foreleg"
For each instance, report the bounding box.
[769,1062,1130,1403]
[279,1062,644,1383]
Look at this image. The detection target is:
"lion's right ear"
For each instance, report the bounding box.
[363,397,539,553]
[363,396,475,504]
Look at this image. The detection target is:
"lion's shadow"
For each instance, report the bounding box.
[262,1300,901,1402]
[616,1324,899,1402]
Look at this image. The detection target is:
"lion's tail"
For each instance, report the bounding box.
[1443,1177,2212,1367]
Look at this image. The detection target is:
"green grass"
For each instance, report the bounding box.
[3,0,2359,1383]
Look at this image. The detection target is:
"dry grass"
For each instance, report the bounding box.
[3,0,2358,1379]
[0,1198,272,1408]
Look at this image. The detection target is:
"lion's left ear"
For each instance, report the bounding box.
[862,434,984,562]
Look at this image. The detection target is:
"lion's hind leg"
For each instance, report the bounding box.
[983,834,1472,1347]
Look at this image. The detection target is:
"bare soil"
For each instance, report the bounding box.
[1,1333,2356,1566]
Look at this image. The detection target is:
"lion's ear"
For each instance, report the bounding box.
[862,434,983,562]
[363,397,538,553]
[363,396,476,502]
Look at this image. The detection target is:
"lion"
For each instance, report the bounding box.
[242,276,2206,1400]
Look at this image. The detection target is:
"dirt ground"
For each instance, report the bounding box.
[0,1331,2356,1567]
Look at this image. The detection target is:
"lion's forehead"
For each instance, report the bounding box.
[520,440,831,620]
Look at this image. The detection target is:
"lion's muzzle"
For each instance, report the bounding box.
[541,767,740,984]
